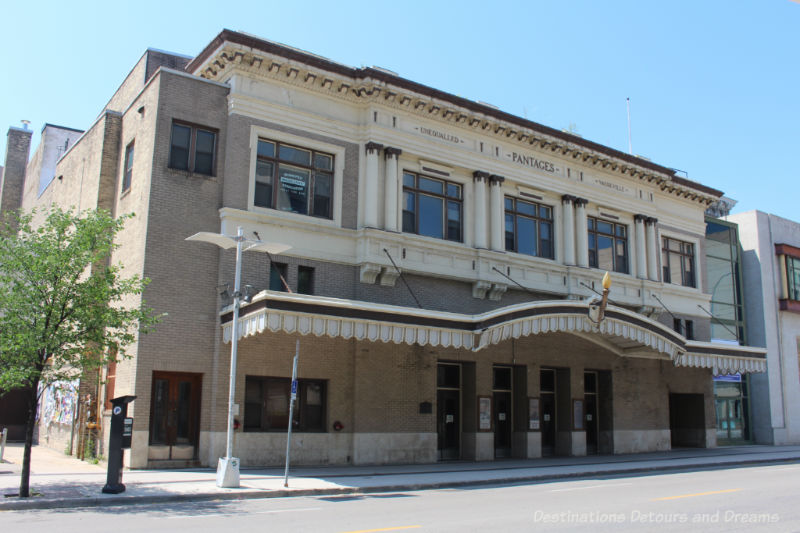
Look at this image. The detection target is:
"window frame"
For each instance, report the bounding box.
[122,141,134,194]
[168,121,217,176]
[253,138,334,220]
[297,265,315,295]
[787,256,800,302]
[504,196,554,259]
[269,262,289,292]
[402,171,463,243]
[243,376,327,433]
[662,236,696,288]
[588,216,629,274]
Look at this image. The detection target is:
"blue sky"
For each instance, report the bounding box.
[2,1,797,219]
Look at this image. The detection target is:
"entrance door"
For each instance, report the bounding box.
[437,363,460,460]
[493,366,513,458]
[540,369,556,456]
[149,372,202,461]
[584,371,599,455]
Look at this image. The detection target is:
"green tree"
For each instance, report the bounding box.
[0,207,159,498]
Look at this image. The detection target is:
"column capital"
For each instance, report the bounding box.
[634,214,648,223]
[562,194,577,204]
[365,141,384,154]
[489,174,505,185]
[473,170,490,182]
[573,197,588,207]
[384,146,402,158]
[645,217,658,225]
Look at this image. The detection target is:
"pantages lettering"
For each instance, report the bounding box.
[418,126,461,144]
[510,152,557,173]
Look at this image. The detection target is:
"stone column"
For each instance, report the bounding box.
[473,171,489,249]
[634,214,648,280]
[363,142,383,229]
[489,174,505,252]
[574,198,589,268]
[646,217,659,281]
[561,195,576,266]
[383,147,402,231]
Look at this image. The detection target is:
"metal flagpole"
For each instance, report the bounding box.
[283,340,299,488]
[627,97,633,155]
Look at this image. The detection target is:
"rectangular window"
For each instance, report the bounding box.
[588,217,628,274]
[254,139,333,219]
[504,197,553,259]
[787,256,800,301]
[122,142,134,193]
[244,376,326,432]
[168,122,216,175]
[662,237,696,287]
[269,262,288,292]
[402,172,462,242]
[297,266,314,295]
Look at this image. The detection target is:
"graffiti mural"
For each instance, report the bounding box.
[38,380,78,426]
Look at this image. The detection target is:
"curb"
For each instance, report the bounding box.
[2,455,798,511]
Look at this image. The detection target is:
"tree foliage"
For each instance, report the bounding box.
[0,207,159,497]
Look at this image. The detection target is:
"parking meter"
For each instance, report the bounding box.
[102,395,136,494]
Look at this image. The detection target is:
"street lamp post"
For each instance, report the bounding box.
[186,226,290,488]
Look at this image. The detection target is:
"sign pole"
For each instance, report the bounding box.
[283,340,299,488]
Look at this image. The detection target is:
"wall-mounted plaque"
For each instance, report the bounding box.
[573,399,584,431]
[478,396,492,431]
[529,397,540,431]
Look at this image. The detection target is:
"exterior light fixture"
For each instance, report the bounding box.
[186,227,290,488]
[598,271,611,322]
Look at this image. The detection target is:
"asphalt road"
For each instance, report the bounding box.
[3,462,800,532]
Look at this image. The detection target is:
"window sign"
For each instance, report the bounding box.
[277,165,310,214]
[528,397,540,430]
[478,396,492,431]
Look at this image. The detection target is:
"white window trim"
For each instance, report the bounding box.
[247,126,344,228]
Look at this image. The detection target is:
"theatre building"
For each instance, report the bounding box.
[2,30,767,467]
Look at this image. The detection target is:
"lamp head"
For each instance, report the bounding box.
[602,271,611,290]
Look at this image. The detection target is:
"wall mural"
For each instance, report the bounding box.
[38,380,78,426]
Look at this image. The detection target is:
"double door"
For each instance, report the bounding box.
[149,372,201,460]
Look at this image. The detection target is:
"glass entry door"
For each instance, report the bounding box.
[540,369,556,456]
[437,363,461,460]
[149,371,202,460]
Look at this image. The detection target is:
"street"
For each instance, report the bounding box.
[3,461,799,532]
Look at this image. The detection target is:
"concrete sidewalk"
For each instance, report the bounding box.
[2,442,800,511]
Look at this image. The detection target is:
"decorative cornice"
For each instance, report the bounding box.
[775,243,800,260]
[190,30,723,206]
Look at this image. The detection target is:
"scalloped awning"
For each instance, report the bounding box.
[222,292,766,374]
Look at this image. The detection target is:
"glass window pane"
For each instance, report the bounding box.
[540,206,552,219]
[279,144,311,166]
[418,177,444,195]
[418,194,444,239]
[403,192,416,233]
[517,217,537,256]
[265,380,290,430]
[169,124,191,170]
[257,140,275,158]
[314,153,332,170]
[505,197,513,210]
[597,235,614,270]
[447,200,461,242]
[276,164,310,214]
[446,183,461,199]
[195,130,215,154]
[616,225,626,238]
[616,239,628,273]
[505,213,515,251]
[598,221,613,235]
[403,172,415,188]
[588,218,595,230]
[312,172,332,218]
[707,257,735,304]
[517,201,536,216]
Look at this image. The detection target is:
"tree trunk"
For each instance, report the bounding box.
[19,378,39,498]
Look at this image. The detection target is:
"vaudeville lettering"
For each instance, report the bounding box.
[418,126,461,144]
[510,152,556,173]
[594,179,627,193]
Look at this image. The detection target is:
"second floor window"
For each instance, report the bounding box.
[662,237,696,287]
[588,217,628,274]
[787,256,800,301]
[402,172,462,242]
[504,197,553,259]
[169,122,216,175]
[254,139,333,219]
[122,142,134,193]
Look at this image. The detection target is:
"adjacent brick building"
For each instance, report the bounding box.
[2,30,768,468]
